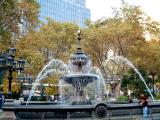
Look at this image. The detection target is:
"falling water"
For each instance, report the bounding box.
[26,59,107,105]
[26,59,68,105]
[91,67,107,94]
[107,50,155,101]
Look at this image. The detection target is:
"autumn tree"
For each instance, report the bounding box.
[84,5,143,79]
[42,74,60,96]
[82,1,160,98]
[0,0,39,50]
[15,20,79,98]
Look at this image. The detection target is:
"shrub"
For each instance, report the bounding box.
[117,95,128,102]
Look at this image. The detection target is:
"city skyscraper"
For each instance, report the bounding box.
[38,0,91,27]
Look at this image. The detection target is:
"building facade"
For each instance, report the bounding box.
[38,0,91,27]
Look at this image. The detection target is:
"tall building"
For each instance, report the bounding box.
[38,0,91,27]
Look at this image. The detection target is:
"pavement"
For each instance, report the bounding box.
[0,110,160,120]
[0,110,16,120]
[106,114,160,120]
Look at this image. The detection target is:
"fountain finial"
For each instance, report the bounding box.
[77,29,82,51]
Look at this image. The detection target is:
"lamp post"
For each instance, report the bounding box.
[0,47,25,98]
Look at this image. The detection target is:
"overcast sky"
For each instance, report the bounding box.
[86,0,160,21]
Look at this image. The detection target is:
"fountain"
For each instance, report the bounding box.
[2,32,160,120]
[26,59,68,104]
[26,30,106,105]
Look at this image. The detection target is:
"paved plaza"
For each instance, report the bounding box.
[0,110,160,120]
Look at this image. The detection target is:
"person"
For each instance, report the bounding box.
[128,96,133,103]
[139,93,148,117]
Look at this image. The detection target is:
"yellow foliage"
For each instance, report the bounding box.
[2,77,20,94]
[41,74,60,95]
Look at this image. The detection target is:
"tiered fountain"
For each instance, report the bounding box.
[2,30,108,119]
[26,30,106,105]
[2,31,160,120]
[59,30,104,105]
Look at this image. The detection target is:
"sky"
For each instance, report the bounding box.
[86,0,160,21]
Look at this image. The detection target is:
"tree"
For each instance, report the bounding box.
[0,0,39,50]
[83,1,160,97]
[83,3,146,80]
[42,74,60,96]
[16,19,79,76]
[121,68,151,98]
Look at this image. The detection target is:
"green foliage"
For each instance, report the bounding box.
[117,95,128,102]
[121,68,151,98]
